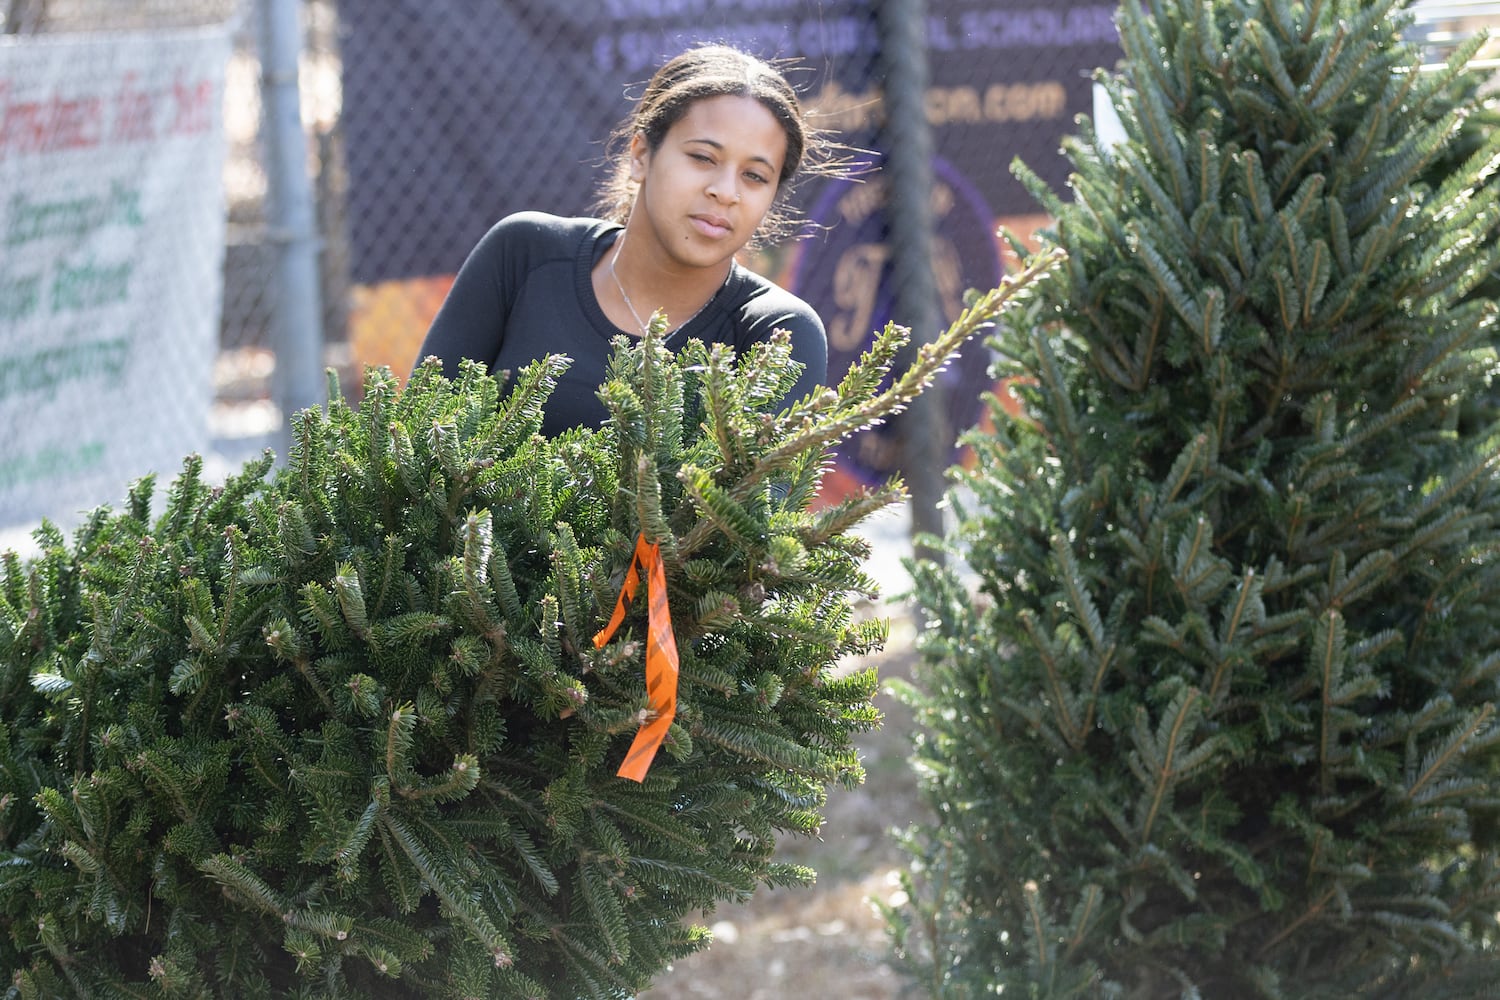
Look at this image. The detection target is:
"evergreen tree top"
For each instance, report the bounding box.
[894,1,1500,996]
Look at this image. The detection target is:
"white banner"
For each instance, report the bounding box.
[0,25,233,533]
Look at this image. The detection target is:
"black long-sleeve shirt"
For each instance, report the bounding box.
[413,212,828,437]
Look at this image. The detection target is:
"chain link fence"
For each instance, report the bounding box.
[10,0,1494,548]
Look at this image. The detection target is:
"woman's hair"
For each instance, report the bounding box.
[593,44,846,245]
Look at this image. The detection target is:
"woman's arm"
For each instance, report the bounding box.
[411,218,521,378]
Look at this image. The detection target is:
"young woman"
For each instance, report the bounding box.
[412,44,839,438]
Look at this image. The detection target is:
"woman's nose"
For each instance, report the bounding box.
[707,170,740,204]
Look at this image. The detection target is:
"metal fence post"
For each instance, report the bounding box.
[260,0,325,454]
[876,0,948,565]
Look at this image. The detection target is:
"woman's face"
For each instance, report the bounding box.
[628,94,788,270]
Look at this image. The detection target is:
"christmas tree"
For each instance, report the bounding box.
[891,0,1500,996]
[0,256,1051,998]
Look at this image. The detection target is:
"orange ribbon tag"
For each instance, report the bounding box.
[593,532,680,782]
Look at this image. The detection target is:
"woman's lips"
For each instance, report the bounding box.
[691,214,732,239]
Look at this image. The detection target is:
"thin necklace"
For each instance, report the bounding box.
[608,232,722,337]
[609,234,652,335]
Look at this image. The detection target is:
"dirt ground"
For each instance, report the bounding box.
[639,612,928,1000]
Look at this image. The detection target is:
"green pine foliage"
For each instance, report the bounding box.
[0,256,1052,999]
[891,1,1500,996]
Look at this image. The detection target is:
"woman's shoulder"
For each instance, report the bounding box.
[727,264,824,333]
[484,211,614,248]
[718,264,828,390]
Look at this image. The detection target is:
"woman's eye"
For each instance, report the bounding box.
[689,152,713,164]
[745,171,769,185]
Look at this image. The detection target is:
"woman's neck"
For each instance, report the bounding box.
[602,227,732,336]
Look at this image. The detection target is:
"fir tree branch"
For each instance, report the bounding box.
[1406,704,1497,801]
[674,249,1062,563]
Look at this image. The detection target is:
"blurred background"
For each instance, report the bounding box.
[3,0,1497,550]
